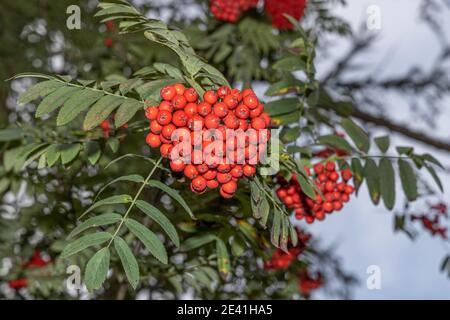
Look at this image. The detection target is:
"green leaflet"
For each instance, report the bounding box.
[114,237,140,290]
[61,232,112,259]
[67,213,122,240]
[83,95,125,130]
[379,158,396,210]
[35,86,80,117]
[19,80,64,105]
[147,180,195,219]
[216,238,230,279]
[398,159,418,201]
[56,89,104,126]
[341,118,370,153]
[135,200,180,247]
[114,100,143,128]
[125,218,168,264]
[79,194,133,219]
[85,248,110,292]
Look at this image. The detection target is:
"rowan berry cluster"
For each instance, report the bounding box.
[210,0,258,23]
[8,251,50,290]
[276,162,354,223]
[298,269,323,297]
[411,202,448,239]
[264,229,311,270]
[145,84,271,198]
[264,0,307,29]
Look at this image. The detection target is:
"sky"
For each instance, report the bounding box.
[304,0,450,299]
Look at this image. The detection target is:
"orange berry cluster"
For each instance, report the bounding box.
[210,0,258,23]
[276,162,354,223]
[264,229,311,270]
[8,250,50,290]
[145,84,271,198]
[265,0,307,29]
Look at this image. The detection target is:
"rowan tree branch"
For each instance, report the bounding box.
[350,108,450,152]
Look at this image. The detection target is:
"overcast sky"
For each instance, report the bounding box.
[305,0,450,299]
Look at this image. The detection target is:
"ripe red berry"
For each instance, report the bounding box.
[172,94,187,110]
[242,88,254,97]
[243,94,259,109]
[222,180,237,194]
[204,90,218,104]
[184,164,199,180]
[224,114,239,129]
[146,133,161,148]
[205,114,220,129]
[162,124,176,140]
[145,106,158,120]
[235,104,250,119]
[172,110,188,127]
[243,164,256,177]
[191,176,207,193]
[329,171,339,182]
[160,143,172,157]
[197,102,212,117]
[159,101,173,112]
[150,120,163,134]
[251,117,266,130]
[157,110,172,125]
[325,161,336,172]
[207,179,219,189]
[217,86,231,98]
[220,187,234,199]
[184,103,198,117]
[323,202,333,213]
[203,169,217,180]
[173,83,186,95]
[217,172,232,184]
[184,88,198,102]
[213,102,229,118]
[342,169,353,181]
[313,163,324,174]
[224,95,238,109]
[170,159,186,172]
[161,86,176,101]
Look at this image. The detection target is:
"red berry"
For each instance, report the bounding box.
[160,144,172,157]
[213,102,229,118]
[172,110,188,127]
[243,164,256,177]
[191,176,207,193]
[173,83,186,95]
[205,114,220,129]
[184,88,198,102]
[161,86,176,101]
[224,95,238,109]
[230,165,243,178]
[217,172,232,184]
[184,103,198,117]
[150,120,163,134]
[145,106,158,120]
[157,110,172,125]
[325,161,336,172]
[162,124,176,140]
[204,90,218,104]
[251,117,266,129]
[146,133,161,148]
[207,179,219,189]
[172,94,187,110]
[184,164,199,180]
[222,180,237,194]
[198,102,212,117]
[170,159,186,172]
[235,104,250,119]
[159,101,173,112]
[243,94,258,109]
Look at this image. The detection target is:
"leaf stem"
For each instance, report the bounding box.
[107,157,163,247]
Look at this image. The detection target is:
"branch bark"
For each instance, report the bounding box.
[350,108,450,152]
